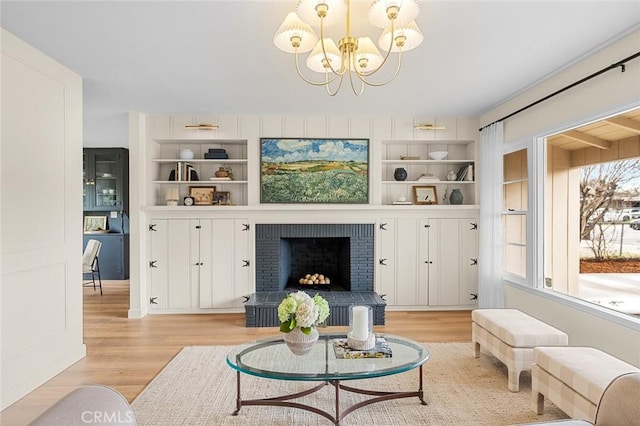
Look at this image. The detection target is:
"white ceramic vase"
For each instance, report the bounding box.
[179,149,194,159]
[283,327,319,355]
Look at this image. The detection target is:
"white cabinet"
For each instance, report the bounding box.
[422,218,478,307]
[148,218,252,311]
[377,216,478,308]
[381,140,476,206]
[198,219,252,309]
[149,139,248,206]
[148,219,197,310]
[377,218,421,306]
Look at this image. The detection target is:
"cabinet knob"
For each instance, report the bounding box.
[470,293,478,300]
[149,297,158,305]
[242,260,250,267]
[148,224,157,232]
[470,258,478,266]
[379,258,387,266]
[149,260,158,268]
[470,223,478,230]
[242,224,250,231]
[379,223,387,231]
[424,260,433,264]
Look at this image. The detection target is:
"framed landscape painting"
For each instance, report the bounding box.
[260,138,369,204]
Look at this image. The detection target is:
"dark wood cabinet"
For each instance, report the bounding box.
[83,234,130,280]
[83,148,129,213]
[83,148,130,280]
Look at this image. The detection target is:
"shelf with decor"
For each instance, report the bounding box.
[149,138,248,206]
[381,140,476,206]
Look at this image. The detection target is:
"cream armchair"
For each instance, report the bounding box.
[517,371,640,426]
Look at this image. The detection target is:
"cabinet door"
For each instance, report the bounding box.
[459,219,479,306]
[149,219,193,310]
[376,218,419,306]
[427,218,479,306]
[233,220,252,308]
[92,150,122,210]
[200,219,235,308]
[395,218,419,306]
[376,219,397,305]
[83,151,94,210]
[84,148,128,212]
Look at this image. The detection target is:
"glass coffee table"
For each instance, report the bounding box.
[226,333,430,425]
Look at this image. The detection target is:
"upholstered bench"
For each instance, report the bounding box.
[472,309,569,392]
[532,347,640,422]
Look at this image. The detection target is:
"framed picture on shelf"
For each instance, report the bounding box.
[260,138,369,204]
[84,215,108,233]
[189,186,216,205]
[212,191,231,205]
[413,185,438,205]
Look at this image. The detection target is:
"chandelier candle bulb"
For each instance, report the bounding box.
[348,305,375,350]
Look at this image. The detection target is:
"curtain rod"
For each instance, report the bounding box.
[479,51,640,132]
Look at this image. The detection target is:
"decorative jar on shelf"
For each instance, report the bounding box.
[179,149,194,160]
[394,167,407,181]
[449,188,463,205]
[215,167,228,178]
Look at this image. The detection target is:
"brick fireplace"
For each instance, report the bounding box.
[245,223,386,327]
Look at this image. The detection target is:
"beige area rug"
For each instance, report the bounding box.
[131,342,568,425]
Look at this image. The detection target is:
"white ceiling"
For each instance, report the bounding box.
[2,1,639,128]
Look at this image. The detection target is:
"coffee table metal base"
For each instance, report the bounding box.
[232,366,426,425]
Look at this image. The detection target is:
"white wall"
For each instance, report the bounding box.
[83,111,129,148]
[481,30,640,366]
[1,28,86,409]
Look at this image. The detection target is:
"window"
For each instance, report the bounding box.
[502,149,528,280]
[544,109,640,318]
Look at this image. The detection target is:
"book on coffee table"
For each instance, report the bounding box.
[332,337,393,359]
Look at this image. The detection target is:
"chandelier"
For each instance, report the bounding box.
[273,0,424,96]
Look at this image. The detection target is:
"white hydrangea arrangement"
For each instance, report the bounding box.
[277,290,330,334]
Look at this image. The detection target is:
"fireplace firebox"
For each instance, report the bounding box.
[246,224,385,327]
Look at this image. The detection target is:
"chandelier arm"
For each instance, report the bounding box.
[347,63,366,96]
[325,71,346,96]
[356,19,396,79]
[357,49,404,87]
[319,19,346,76]
[293,48,341,86]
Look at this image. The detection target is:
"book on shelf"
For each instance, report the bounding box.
[332,337,393,359]
[417,173,440,182]
[392,201,413,205]
[209,177,232,181]
[168,162,199,181]
[456,164,473,181]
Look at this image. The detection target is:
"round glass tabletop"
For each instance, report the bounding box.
[226,332,430,381]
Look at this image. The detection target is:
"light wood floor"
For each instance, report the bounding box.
[0,281,472,425]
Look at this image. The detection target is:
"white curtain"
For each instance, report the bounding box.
[478,122,504,308]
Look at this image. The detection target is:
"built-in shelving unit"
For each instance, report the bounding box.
[381,139,476,206]
[149,138,248,206]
